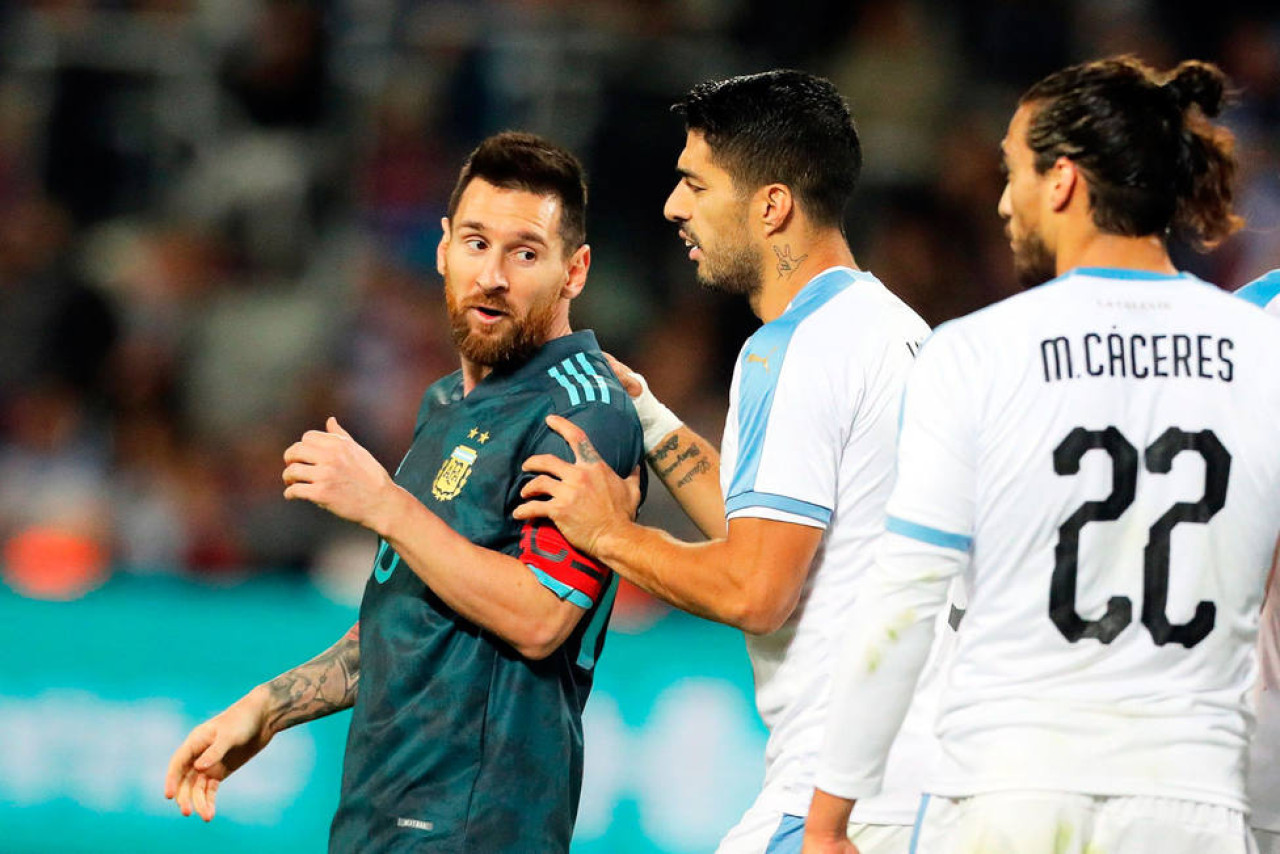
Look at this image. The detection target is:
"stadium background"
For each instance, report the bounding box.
[1,1,1278,851]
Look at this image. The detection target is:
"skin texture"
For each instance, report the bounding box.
[164,179,594,823]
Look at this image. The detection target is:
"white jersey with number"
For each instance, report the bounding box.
[1239,269,1280,831]
[718,266,936,825]
[817,267,1280,814]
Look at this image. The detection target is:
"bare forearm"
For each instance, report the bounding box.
[261,623,360,734]
[593,517,815,634]
[645,426,726,539]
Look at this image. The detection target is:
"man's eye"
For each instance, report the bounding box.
[515,250,537,262]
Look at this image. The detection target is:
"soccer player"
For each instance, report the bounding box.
[163,132,645,853]
[515,70,939,854]
[1239,268,1280,854]
[802,57,1280,854]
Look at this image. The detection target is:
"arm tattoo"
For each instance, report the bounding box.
[773,244,808,278]
[675,457,712,488]
[656,443,701,477]
[648,434,680,462]
[264,622,361,733]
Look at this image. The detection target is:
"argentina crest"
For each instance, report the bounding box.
[432,444,478,501]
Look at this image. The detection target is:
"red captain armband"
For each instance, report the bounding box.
[519,520,609,604]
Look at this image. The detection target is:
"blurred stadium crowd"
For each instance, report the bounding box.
[1,0,1278,603]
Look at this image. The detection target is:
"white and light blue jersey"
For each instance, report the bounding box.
[1237,269,1280,316]
[817,268,1280,814]
[719,266,935,825]
[1241,269,1280,832]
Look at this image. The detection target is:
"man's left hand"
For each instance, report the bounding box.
[514,415,640,555]
[283,417,398,534]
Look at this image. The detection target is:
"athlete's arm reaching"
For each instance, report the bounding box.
[164,623,361,822]
[282,418,591,660]
[516,417,820,634]
[603,354,726,539]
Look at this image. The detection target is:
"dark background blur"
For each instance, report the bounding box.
[1,0,1278,612]
[2,3,1279,852]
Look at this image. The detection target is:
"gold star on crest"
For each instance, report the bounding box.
[467,427,478,439]
[478,432,490,444]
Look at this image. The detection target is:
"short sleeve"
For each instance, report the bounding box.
[884,325,977,550]
[723,321,844,529]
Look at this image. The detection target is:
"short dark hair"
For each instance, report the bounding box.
[673,70,861,229]
[446,131,588,254]
[1020,56,1243,250]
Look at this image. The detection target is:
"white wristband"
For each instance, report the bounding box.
[629,371,683,452]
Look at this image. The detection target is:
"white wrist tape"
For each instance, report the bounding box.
[630,371,683,452]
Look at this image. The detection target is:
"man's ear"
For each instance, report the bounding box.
[758,183,794,237]
[436,217,450,276]
[1048,156,1080,213]
[561,244,590,300]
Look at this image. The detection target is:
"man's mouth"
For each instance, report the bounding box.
[468,303,509,325]
[679,230,701,261]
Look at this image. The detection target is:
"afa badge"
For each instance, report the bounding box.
[432,444,478,501]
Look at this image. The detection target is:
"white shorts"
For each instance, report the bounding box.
[715,806,911,854]
[1254,828,1280,854]
[914,792,1255,854]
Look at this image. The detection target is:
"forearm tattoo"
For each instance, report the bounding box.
[265,622,361,732]
[648,434,712,490]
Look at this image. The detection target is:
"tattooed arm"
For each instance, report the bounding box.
[645,427,726,539]
[164,623,361,822]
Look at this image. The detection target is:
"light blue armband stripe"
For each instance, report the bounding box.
[528,565,593,609]
[725,491,832,525]
[886,516,972,552]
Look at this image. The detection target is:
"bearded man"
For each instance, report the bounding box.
[163,132,644,854]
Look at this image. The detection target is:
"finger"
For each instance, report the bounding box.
[176,767,197,816]
[603,353,643,398]
[193,731,231,772]
[327,416,352,439]
[282,441,321,465]
[521,453,574,478]
[206,778,221,820]
[282,461,316,486]
[512,498,554,521]
[165,730,206,798]
[519,474,566,500]
[545,415,601,464]
[192,774,210,821]
[625,466,643,513]
[284,482,321,502]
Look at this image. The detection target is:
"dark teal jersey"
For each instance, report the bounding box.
[329,331,644,854]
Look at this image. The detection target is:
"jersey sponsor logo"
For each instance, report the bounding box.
[432,443,478,501]
[395,817,434,832]
[746,352,771,372]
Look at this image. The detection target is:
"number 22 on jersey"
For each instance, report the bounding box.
[1050,426,1229,649]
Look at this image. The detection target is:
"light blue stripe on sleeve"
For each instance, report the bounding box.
[908,794,931,854]
[574,352,611,404]
[728,268,864,500]
[886,516,972,552]
[547,366,581,405]
[1237,270,1280,311]
[725,491,832,525]
[528,565,593,609]
[576,575,619,670]
[560,358,597,402]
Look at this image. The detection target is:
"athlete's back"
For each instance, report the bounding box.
[911,268,1280,806]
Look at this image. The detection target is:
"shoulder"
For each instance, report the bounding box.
[1236,270,1280,316]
